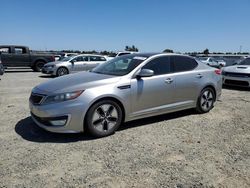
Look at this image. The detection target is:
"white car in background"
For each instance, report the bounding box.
[198,57,225,68]
[108,51,138,60]
[42,54,108,76]
[222,57,250,87]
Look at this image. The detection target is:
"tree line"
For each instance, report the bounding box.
[46,46,249,56]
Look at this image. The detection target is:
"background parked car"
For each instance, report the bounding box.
[0,45,55,71]
[222,57,250,87]
[42,54,108,76]
[30,53,222,137]
[58,53,79,60]
[108,51,138,60]
[198,57,225,68]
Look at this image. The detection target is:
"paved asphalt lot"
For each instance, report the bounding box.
[0,69,250,188]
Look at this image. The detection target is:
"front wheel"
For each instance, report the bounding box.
[196,88,215,113]
[56,67,69,77]
[86,100,123,137]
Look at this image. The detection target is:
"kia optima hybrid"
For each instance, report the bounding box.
[29,53,222,137]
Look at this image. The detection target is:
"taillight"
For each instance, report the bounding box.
[214,69,222,75]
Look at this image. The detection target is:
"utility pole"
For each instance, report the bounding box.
[240,45,242,53]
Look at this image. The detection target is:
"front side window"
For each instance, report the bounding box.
[92,54,147,76]
[172,56,198,72]
[143,56,171,76]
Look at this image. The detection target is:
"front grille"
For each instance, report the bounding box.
[30,93,45,105]
[225,79,249,87]
[224,72,250,78]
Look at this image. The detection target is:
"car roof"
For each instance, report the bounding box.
[78,54,105,57]
[129,53,194,58]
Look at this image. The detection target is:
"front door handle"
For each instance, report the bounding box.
[165,78,173,84]
[196,74,203,78]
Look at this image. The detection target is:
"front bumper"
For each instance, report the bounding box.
[42,67,56,75]
[223,75,250,87]
[29,99,88,133]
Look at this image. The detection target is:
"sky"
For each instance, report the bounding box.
[0,0,250,53]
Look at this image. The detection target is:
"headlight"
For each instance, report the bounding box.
[43,90,84,104]
[46,65,55,68]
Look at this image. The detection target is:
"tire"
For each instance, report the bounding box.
[196,87,215,113]
[34,61,45,72]
[86,100,123,137]
[56,67,69,77]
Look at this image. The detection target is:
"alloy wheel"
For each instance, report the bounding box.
[200,90,214,111]
[91,104,118,132]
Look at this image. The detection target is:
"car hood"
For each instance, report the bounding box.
[223,65,250,73]
[34,72,120,94]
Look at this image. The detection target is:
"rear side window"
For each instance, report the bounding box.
[239,58,250,65]
[14,47,26,54]
[90,56,106,61]
[172,56,198,72]
[118,53,131,56]
[143,56,171,75]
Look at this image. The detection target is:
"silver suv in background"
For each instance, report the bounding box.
[42,54,108,76]
[30,53,222,137]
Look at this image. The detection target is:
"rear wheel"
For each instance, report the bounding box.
[56,67,69,77]
[86,100,123,137]
[34,61,45,72]
[196,87,215,113]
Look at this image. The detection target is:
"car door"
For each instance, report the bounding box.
[11,47,31,66]
[0,47,13,67]
[170,56,200,106]
[70,56,87,72]
[130,56,176,117]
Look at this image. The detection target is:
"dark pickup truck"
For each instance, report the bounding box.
[0,45,55,72]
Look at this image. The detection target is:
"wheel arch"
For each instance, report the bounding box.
[56,66,69,75]
[83,96,126,130]
[201,84,217,101]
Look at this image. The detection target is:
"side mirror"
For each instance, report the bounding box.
[136,69,154,78]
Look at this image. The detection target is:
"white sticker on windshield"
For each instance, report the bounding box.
[133,56,147,61]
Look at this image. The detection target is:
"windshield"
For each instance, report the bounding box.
[239,58,250,65]
[91,54,148,76]
[59,56,75,62]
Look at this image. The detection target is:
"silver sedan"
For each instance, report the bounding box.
[30,53,222,137]
[222,57,250,87]
[42,54,108,77]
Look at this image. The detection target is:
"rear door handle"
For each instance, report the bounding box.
[165,78,173,84]
[196,74,203,78]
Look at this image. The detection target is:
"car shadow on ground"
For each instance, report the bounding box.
[15,109,195,143]
[223,85,250,91]
[39,75,55,78]
[4,68,34,73]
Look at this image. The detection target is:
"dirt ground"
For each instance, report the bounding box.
[0,69,250,188]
